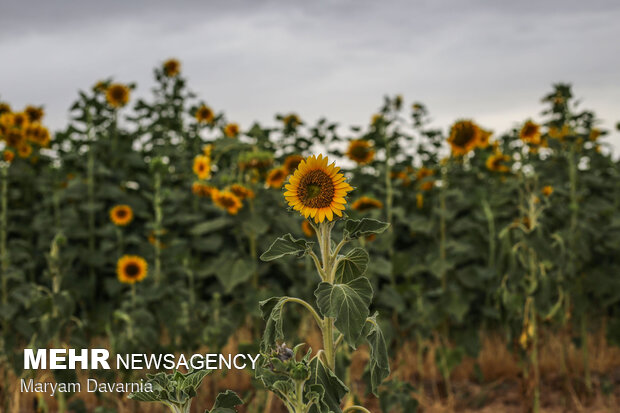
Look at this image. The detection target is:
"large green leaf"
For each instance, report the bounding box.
[314,277,373,346]
[259,297,287,352]
[335,248,369,283]
[308,357,348,413]
[362,312,390,396]
[207,390,243,413]
[190,217,232,236]
[343,218,390,240]
[260,233,314,261]
[215,258,256,294]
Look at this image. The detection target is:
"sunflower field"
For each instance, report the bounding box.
[1,59,620,413]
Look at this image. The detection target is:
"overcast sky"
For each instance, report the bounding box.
[1,0,619,151]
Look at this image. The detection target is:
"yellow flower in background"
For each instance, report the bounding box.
[192,182,217,198]
[282,113,302,128]
[478,129,492,148]
[224,123,240,138]
[117,255,148,284]
[106,84,130,108]
[17,142,32,158]
[163,58,181,77]
[4,129,25,147]
[266,167,288,188]
[3,150,14,163]
[193,155,211,180]
[371,114,383,125]
[346,139,375,165]
[520,120,541,145]
[589,128,601,141]
[542,186,554,197]
[203,144,213,157]
[284,154,353,223]
[12,112,29,130]
[110,205,134,226]
[486,152,511,172]
[25,123,51,146]
[0,112,15,129]
[548,124,571,140]
[0,103,11,115]
[230,183,255,200]
[283,154,304,174]
[301,220,315,237]
[213,190,243,215]
[352,196,383,212]
[195,105,215,124]
[416,193,424,209]
[448,120,481,156]
[24,106,44,122]
[93,81,108,93]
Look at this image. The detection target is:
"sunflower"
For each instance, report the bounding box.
[371,114,383,125]
[17,142,32,158]
[282,113,302,128]
[110,204,134,226]
[486,152,511,172]
[352,196,383,212]
[589,128,601,141]
[266,167,288,189]
[106,84,130,108]
[203,144,213,157]
[542,186,553,197]
[548,124,571,140]
[284,154,353,223]
[3,150,14,163]
[448,120,481,156]
[0,112,14,129]
[478,129,492,148]
[213,190,243,215]
[346,140,375,164]
[283,154,304,173]
[193,155,211,180]
[25,106,44,122]
[0,103,11,115]
[12,112,29,130]
[195,105,214,124]
[301,220,315,237]
[117,255,148,284]
[93,81,108,93]
[163,58,181,77]
[224,123,240,138]
[230,184,255,200]
[520,120,541,145]
[4,129,24,147]
[26,124,51,146]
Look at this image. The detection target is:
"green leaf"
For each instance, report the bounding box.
[335,248,369,283]
[215,258,256,294]
[190,217,232,236]
[259,297,287,352]
[362,313,390,396]
[260,233,314,261]
[182,369,212,392]
[314,277,373,347]
[343,218,390,240]
[206,390,243,413]
[308,357,348,413]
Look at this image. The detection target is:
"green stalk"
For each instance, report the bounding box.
[153,170,163,285]
[1,166,8,306]
[86,109,96,292]
[439,167,448,291]
[482,199,496,269]
[318,222,336,371]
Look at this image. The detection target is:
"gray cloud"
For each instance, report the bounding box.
[1,0,619,151]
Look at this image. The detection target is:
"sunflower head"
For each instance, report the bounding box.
[589,128,601,141]
[117,255,148,284]
[224,123,240,138]
[192,182,217,198]
[301,220,315,237]
[195,105,215,124]
[486,152,511,172]
[230,183,255,200]
[266,167,288,189]
[0,103,11,116]
[106,84,131,108]
[193,155,211,180]
[17,142,32,158]
[520,120,541,145]
[24,106,44,123]
[284,154,353,223]
[4,129,24,147]
[3,150,14,163]
[213,190,243,215]
[478,129,493,148]
[283,155,304,174]
[12,112,29,130]
[346,140,375,165]
[163,58,181,77]
[282,113,302,128]
[110,204,134,226]
[352,196,383,212]
[542,186,553,197]
[448,120,482,156]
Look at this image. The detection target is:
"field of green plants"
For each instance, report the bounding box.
[1,59,620,413]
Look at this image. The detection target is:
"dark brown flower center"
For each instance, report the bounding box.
[298,169,335,208]
[116,209,127,219]
[523,125,537,137]
[351,144,369,159]
[453,124,476,147]
[111,87,126,101]
[219,196,237,208]
[124,263,140,278]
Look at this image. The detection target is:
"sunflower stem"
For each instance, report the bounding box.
[317,221,336,371]
[86,107,96,298]
[153,170,163,286]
